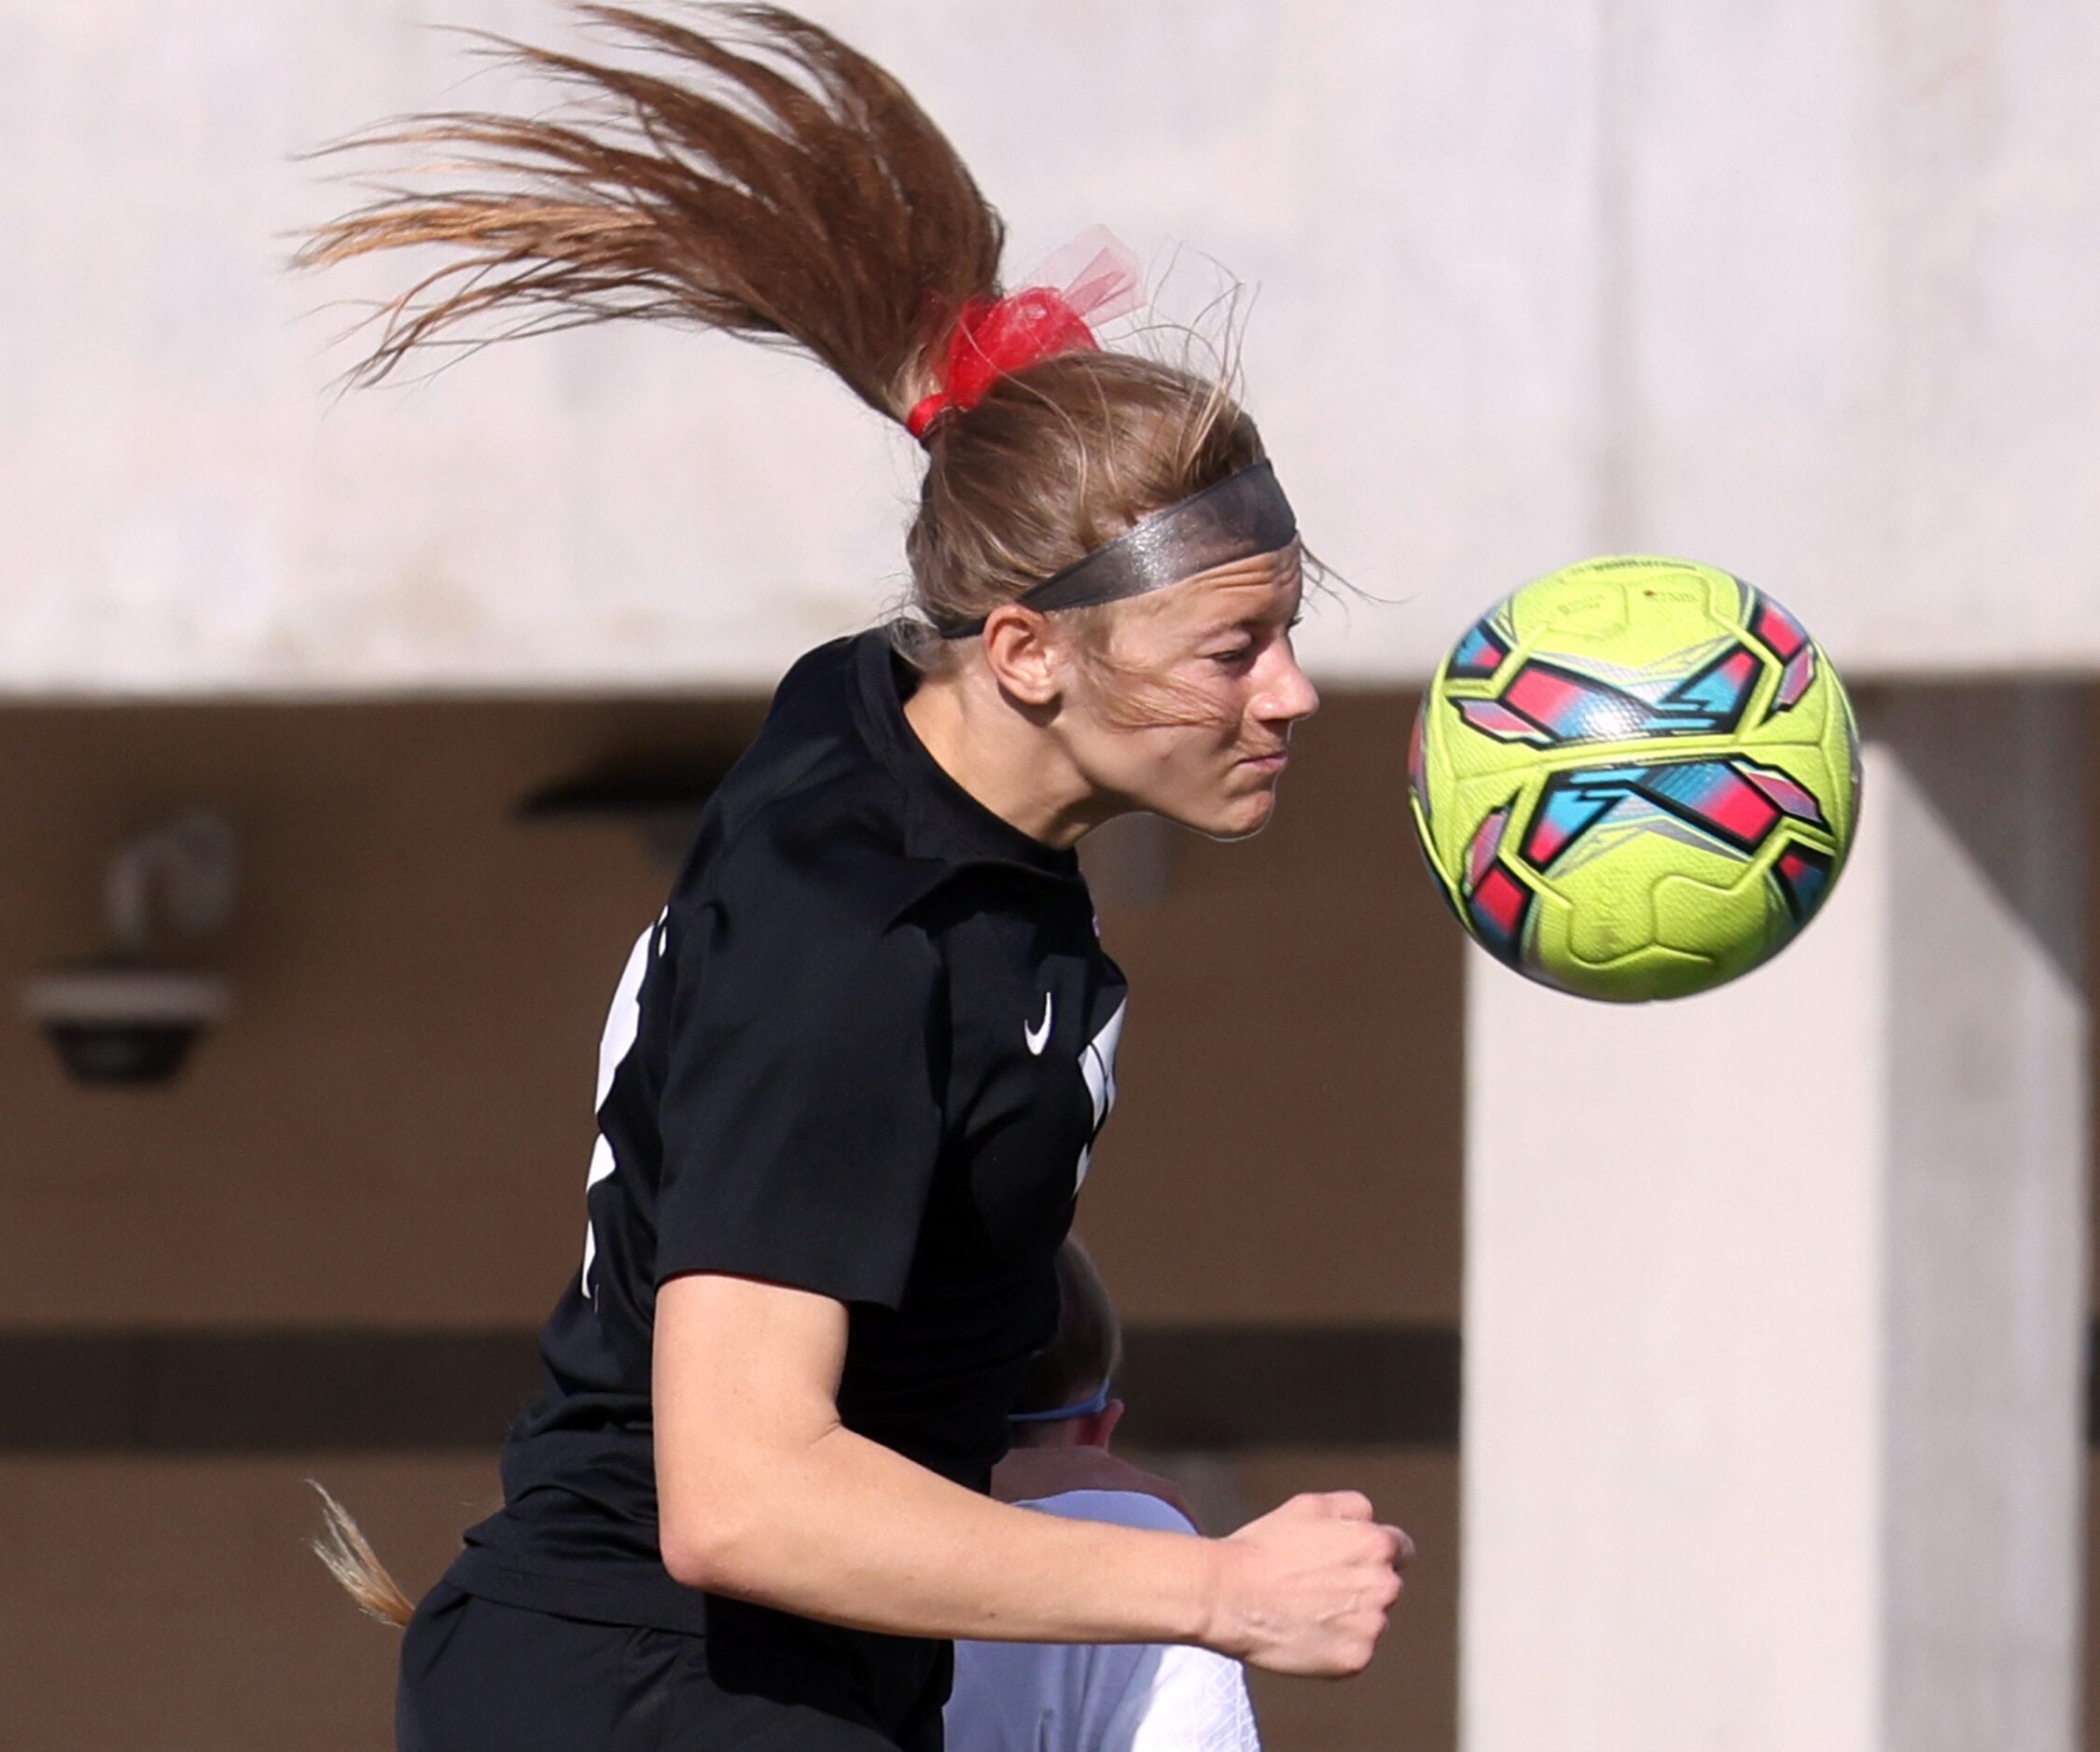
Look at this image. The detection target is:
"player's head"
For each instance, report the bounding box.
[1008,1235,1125,1451]
[961,537,1317,841]
[908,341,1319,842]
[299,5,1315,836]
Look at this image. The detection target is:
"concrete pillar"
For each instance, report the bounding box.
[1460,684,2089,1752]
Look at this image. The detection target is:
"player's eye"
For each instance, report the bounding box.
[1206,642,1255,669]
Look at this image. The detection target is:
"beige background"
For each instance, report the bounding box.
[9,0,2100,693]
[1,3,2093,1745]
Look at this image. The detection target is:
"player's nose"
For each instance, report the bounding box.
[1259,643,1320,727]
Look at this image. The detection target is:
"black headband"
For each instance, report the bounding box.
[939,460,1298,639]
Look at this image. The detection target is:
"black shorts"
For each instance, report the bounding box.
[397,1583,946,1751]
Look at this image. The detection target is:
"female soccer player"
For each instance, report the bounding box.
[304,7,1410,1748]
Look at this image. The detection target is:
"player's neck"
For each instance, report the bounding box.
[902,667,1107,850]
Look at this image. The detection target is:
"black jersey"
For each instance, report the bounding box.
[446,630,1128,1707]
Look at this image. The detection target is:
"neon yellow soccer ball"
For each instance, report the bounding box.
[1408,556,1860,1002]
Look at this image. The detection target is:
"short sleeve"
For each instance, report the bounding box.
[653,886,945,1310]
[1112,1646,1263,1752]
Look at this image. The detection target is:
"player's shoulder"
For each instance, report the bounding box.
[1020,1490,1200,1537]
[705,776,918,931]
[675,633,933,935]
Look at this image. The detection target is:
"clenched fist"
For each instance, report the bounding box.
[1203,1492,1412,1676]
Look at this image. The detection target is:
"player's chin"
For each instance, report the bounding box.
[1180,772,1284,841]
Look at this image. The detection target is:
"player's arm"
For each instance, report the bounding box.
[652,1271,1408,1673]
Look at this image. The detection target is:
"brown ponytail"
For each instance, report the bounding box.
[299,4,1000,419]
[307,1481,416,1629]
[300,4,1265,642]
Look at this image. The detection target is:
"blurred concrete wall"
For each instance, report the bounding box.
[5,6,2097,1747]
[6,0,2097,695]
[0,690,1463,1750]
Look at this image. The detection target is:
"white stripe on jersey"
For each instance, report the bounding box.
[1075,998,1127,1189]
[581,913,664,1299]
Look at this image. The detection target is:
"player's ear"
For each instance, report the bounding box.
[979,604,1064,709]
[1081,1398,1126,1449]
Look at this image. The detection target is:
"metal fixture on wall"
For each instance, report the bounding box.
[516,756,744,868]
[19,813,236,1087]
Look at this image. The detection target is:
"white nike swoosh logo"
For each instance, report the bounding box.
[1024,992,1053,1055]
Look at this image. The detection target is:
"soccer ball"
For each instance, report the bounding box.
[1408,556,1860,1002]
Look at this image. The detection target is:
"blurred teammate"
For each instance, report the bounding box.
[946,1237,1263,1750]
[302,7,1410,1747]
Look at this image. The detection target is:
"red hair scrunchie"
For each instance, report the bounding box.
[906,230,1142,442]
